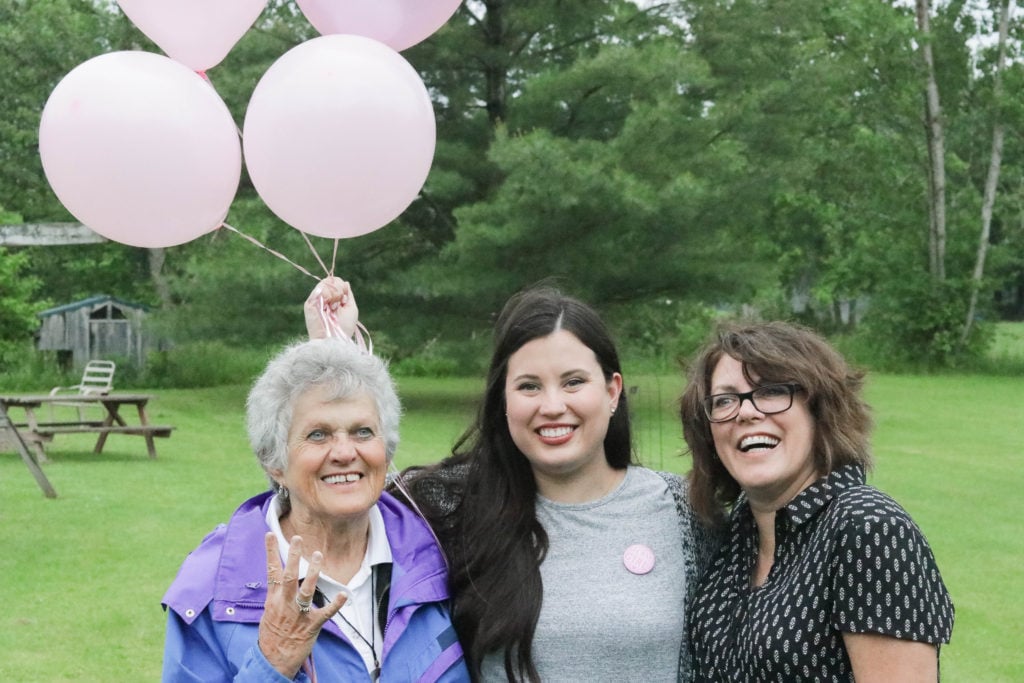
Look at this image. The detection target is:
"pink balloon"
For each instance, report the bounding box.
[117,0,267,71]
[243,35,436,239]
[39,52,242,248]
[296,0,462,52]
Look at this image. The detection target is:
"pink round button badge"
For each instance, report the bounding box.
[623,543,656,575]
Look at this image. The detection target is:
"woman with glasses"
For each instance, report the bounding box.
[679,321,953,682]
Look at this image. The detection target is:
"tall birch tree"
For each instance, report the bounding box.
[961,0,1014,348]
[917,0,948,281]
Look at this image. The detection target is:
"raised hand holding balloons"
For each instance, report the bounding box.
[296,0,462,52]
[117,0,268,71]
[39,52,242,248]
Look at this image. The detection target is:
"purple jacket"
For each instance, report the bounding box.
[162,490,468,682]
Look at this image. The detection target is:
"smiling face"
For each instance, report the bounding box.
[272,386,387,525]
[504,329,622,498]
[709,354,819,512]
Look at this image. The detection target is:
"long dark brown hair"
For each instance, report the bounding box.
[399,286,634,681]
[679,321,873,526]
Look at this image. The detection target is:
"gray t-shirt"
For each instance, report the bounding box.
[480,466,688,682]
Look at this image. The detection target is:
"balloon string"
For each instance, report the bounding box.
[317,295,373,354]
[330,239,339,278]
[224,224,372,352]
[300,231,331,277]
[220,223,320,281]
[317,294,348,338]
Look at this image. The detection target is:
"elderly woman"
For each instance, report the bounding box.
[679,321,954,682]
[161,339,468,682]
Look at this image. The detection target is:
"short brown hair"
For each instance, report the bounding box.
[679,321,873,525]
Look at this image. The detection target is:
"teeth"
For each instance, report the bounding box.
[739,435,779,452]
[539,426,573,438]
[323,473,362,484]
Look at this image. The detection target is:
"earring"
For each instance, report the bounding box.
[278,485,289,500]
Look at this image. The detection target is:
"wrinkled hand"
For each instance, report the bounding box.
[304,276,358,340]
[258,533,346,678]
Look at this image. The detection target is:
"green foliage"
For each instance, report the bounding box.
[1,0,1021,371]
[0,343,63,388]
[854,276,992,369]
[0,248,42,344]
[21,242,158,306]
[610,297,719,370]
[988,320,1024,358]
[390,352,466,379]
[140,342,271,389]
[978,321,1024,374]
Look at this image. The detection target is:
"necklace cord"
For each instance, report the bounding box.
[312,563,390,679]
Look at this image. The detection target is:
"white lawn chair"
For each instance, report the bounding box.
[49,360,116,421]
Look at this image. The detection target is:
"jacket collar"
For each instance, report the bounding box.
[164,489,451,625]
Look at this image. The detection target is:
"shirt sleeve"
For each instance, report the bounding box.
[829,494,954,644]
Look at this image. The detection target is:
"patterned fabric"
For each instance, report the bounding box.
[689,464,954,682]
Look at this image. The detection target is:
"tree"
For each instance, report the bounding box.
[403,3,767,332]
[961,0,1014,347]
[917,0,949,281]
[678,1,931,316]
[3,0,1020,368]
[0,204,42,349]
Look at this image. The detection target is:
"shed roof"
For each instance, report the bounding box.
[37,295,150,318]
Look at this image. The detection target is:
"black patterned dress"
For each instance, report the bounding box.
[689,464,954,681]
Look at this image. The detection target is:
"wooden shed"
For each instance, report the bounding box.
[37,296,150,369]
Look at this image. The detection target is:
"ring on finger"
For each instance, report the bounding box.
[295,595,312,613]
[268,579,282,586]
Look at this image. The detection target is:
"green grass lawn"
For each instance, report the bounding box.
[1,373,1020,681]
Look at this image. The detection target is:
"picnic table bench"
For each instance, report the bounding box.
[0,393,175,497]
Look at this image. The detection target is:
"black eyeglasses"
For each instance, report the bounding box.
[702,383,802,423]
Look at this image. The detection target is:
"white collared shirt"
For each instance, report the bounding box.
[267,495,393,674]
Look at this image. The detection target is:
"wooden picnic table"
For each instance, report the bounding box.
[0,393,175,498]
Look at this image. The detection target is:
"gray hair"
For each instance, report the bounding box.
[246,338,401,488]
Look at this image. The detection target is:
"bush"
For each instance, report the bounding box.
[610,298,717,371]
[140,342,271,388]
[389,336,487,378]
[853,277,990,370]
[0,343,65,391]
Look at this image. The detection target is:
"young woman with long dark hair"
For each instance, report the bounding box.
[306,278,716,682]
